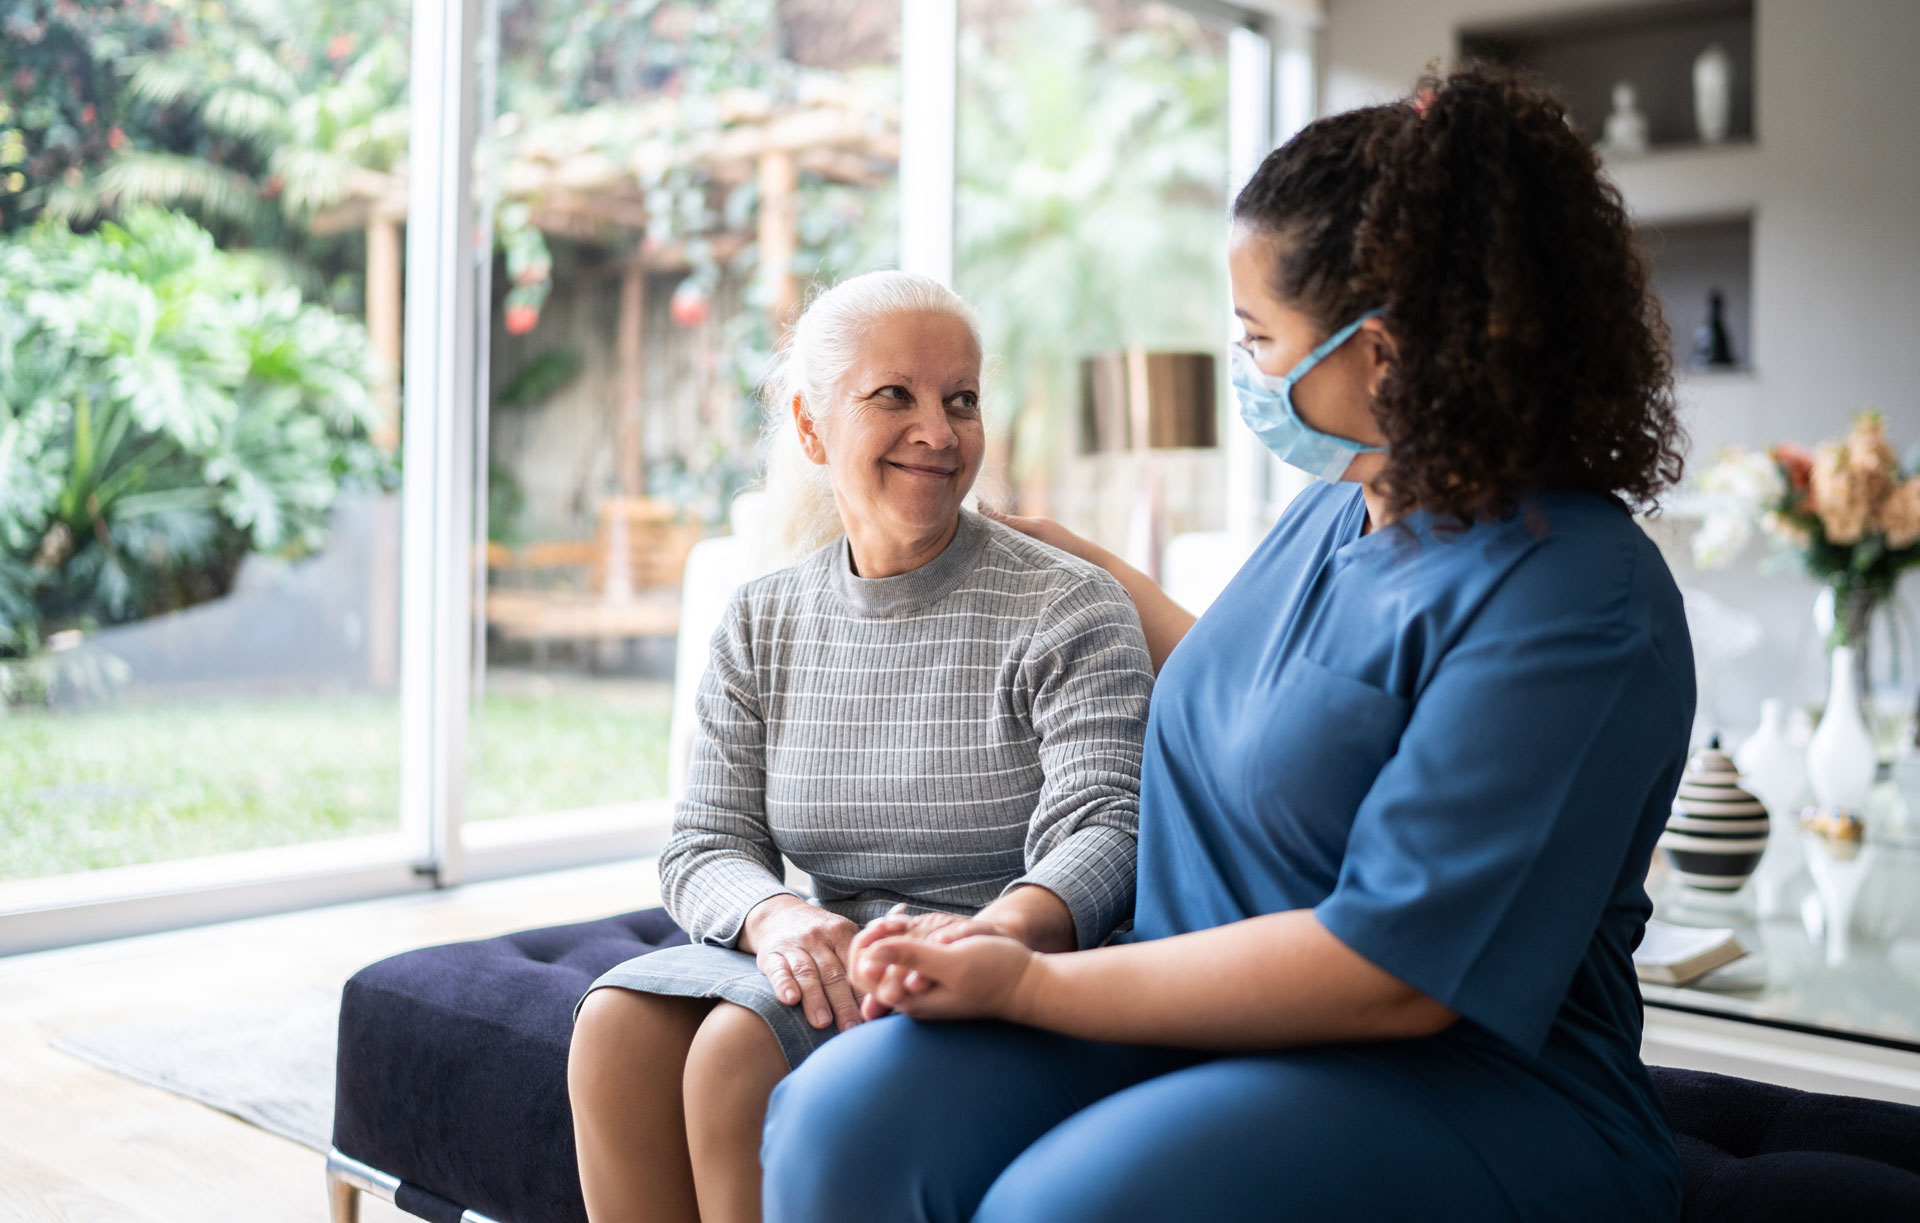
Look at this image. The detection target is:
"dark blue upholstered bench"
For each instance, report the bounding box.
[328,907,1920,1223]
[329,908,688,1223]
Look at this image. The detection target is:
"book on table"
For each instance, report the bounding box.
[1634,920,1747,985]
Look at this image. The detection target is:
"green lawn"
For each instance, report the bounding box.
[0,678,671,880]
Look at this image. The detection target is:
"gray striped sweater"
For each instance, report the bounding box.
[660,509,1153,951]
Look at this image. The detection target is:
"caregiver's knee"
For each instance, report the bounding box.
[761,1022,934,1223]
[764,1017,934,1158]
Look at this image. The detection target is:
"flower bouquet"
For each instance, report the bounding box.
[1692,412,1920,752]
[1694,413,1920,645]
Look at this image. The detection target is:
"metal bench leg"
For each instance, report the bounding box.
[328,1150,392,1223]
[325,1146,508,1223]
[327,1162,361,1223]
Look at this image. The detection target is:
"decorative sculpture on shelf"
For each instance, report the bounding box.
[1691,288,1737,369]
[1601,80,1649,158]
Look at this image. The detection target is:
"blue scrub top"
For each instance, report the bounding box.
[1132,480,1695,1164]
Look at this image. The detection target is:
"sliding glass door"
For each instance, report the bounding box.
[0,0,1302,949]
[459,0,903,861]
[1,1,411,888]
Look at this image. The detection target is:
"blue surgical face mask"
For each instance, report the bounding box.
[1231,307,1386,482]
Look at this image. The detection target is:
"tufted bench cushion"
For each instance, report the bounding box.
[332,907,688,1223]
[332,907,1920,1223]
[1653,1064,1920,1220]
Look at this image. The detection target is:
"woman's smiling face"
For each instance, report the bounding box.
[795,309,985,550]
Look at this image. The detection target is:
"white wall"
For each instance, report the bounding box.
[1321,0,1920,734]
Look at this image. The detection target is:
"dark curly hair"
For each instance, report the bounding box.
[1233,63,1686,526]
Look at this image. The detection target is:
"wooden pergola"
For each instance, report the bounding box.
[311,77,900,495]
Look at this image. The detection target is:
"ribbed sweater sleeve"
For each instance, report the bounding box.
[1009,570,1152,947]
[658,593,801,947]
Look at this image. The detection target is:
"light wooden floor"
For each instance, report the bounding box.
[0,858,665,1223]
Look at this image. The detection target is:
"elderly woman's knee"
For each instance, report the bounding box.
[684,1002,786,1117]
[569,988,707,1089]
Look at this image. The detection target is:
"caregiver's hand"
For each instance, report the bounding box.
[741,894,864,1032]
[978,505,1098,565]
[981,504,1196,672]
[850,907,1002,1021]
[853,931,1043,1023]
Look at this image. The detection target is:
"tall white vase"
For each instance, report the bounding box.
[1738,699,1807,913]
[1693,43,1732,144]
[1737,699,1807,816]
[1806,646,1878,812]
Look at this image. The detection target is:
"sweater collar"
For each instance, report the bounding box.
[829,510,990,617]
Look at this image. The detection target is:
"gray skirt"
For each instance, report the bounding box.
[580,944,841,1070]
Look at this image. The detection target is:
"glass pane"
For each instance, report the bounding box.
[955,0,1231,556]
[469,1,900,832]
[1,1,409,879]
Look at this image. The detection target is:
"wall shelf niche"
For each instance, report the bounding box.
[1460,0,1755,155]
[1638,212,1753,375]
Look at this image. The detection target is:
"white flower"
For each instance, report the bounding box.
[1697,448,1787,512]
[1759,510,1812,551]
[1691,511,1753,570]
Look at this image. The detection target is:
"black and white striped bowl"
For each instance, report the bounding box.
[1659,741,1770,892]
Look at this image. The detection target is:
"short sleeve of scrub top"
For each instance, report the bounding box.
[1312,605,1687,1054]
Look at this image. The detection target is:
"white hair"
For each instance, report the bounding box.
[758,270,984,564]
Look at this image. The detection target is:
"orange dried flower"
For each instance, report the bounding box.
[1809,440,1872,545]
[1847,412,1899,523]
[1772,443,1814,495]
[1883,477,1920,550]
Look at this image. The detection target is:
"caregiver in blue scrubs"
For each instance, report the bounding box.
[762,64,1695,1222]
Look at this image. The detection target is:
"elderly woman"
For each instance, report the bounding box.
[566,270,1153,1223]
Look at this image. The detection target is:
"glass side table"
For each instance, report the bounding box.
[1645,759,1920,1051]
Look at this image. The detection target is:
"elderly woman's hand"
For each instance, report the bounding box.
[740,895,865,1032]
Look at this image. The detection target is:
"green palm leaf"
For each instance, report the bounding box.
[97,153,276,233]
[202,86,294,147]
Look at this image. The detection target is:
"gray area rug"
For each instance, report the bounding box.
[52,984,338,1151]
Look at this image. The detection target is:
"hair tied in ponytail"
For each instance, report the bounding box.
[1229,62,1686,525]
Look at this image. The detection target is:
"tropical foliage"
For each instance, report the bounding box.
[0,1,179,232]
[956,3,1228,485]
[0,208,390,685]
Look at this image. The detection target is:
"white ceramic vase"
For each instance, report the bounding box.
[1802,833,1875,966]
[1806,646,1878,812]
[1738,699,1807,913]
[1693,43,1732,144]
[1737,699,1807,816]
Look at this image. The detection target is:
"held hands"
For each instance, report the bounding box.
[849,904,1042,1024]
[741,895,865,1032]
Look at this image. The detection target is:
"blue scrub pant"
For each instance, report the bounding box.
[761,1016,1677,1223]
